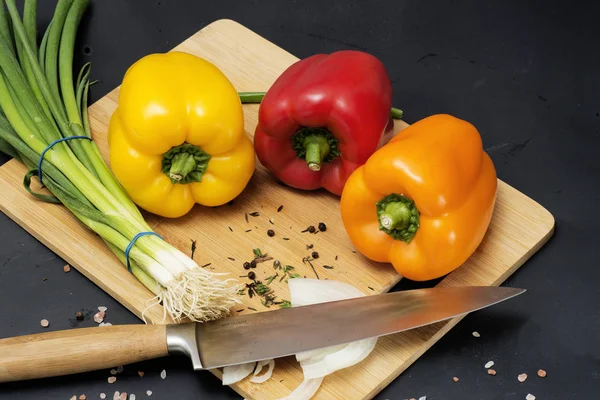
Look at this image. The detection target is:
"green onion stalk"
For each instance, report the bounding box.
[0,0,240,323]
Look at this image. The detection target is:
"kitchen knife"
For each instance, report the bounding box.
[0,286,524,383]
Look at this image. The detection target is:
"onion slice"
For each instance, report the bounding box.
[222,362,256,385]
[250,359,275,383]
[279,278,379,399]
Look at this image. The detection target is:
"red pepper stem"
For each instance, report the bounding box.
[238,92,404,119]
[303,135,330,171]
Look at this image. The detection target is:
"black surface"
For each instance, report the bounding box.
[0,0,598,399]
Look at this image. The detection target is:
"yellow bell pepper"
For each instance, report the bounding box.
[108,52,255,218]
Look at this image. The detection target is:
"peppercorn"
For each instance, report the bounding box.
[267,229,275,237]
[318,222,327,232]
[248,271,256,280]
[250,259,257,268]
[243,262,251,270]
[75,312,84,321]
[308,225,316,233]
[311,251,319,259]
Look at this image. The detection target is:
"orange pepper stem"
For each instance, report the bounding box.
[291,127,340,171]
[162,143,211,184]
[376,193,420,243]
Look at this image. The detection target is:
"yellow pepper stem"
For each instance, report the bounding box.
[376,193,420,243]
[161,143,211,184]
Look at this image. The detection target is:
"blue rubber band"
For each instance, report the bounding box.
[37,136,93,184]
[125,232,164,273]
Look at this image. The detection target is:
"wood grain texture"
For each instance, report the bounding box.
[0,325,167,383]
[0,19,554,399]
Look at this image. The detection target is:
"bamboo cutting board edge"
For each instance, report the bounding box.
[0,19,555,400]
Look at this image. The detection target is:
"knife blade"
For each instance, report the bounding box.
[167,286,525,370]
[0,286,524,383]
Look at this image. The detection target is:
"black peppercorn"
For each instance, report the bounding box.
[318,222,327,232]
[243,262,251,270]
[311,251,319,259]
[75,312,84,321]
[250,259,257,268]
[308,225,316,233]
[267,229,275,237]
[248,271,256,280]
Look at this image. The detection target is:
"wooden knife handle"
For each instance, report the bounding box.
[0,324,168,383]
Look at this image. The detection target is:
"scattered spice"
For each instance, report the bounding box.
[306,244,314,250]
[311,251,319,259]
[94,311,105,324]
[283,237,290,240]
[302,225,316,233]
[452,377,459,382]
[40,319,49,328]
[368,286,374,291]
[63,264,71,272]
[322,265,334,269]
[335,255,338,261]
[253,248,263,258]
[250,259,257,268]
[107,377,117,384]
[472,331,481,338]
[200,263,211,268]
[526,395,536,400]
[137,371,144,377]
[190,240,197,260]
[243,262,251,270]
[236,309,245,313]
[267,229,275,237]
[248,271,256,280]
[279,300,292,309]
[273,260,281,269]
[537,369,547,378]
[249,211,260,217]
[160,369,167,379]
[228,226,233,232]
[318,222,327,231]
[484,361,495,369]
[254,283,271,295]
[245,229,252,233]
[269,218,275,225]
[288,272,301,279]
[487,369,496,376]
[75,311,84,321]
[277,205,284,212]
[248,307,257,311]
[351,250,357,253]
[227,257,236,261]
[266,274,278,285]
[245,213,249,223]
[518,373,528,382]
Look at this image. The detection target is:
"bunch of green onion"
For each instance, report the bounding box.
[0,0,240,323]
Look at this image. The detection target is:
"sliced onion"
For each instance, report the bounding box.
[222,362,255,385]
[278,377,324,400]
[281,279,379,399]
[299,337,377,379]
[250,359,275,383]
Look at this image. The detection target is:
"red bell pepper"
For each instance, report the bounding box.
[252,50,396,195]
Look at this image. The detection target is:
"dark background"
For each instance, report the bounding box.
[1,0,598,399]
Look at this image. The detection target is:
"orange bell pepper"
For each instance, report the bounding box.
[340,114,497,281]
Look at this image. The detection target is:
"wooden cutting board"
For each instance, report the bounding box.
[0,19,554,400]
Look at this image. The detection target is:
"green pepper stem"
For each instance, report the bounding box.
[169,152,197,182]
[238,91,404,120]
[376,193,420,243]
[379,201,412,230]
[303,135,330,171]
[162,143,211,184]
